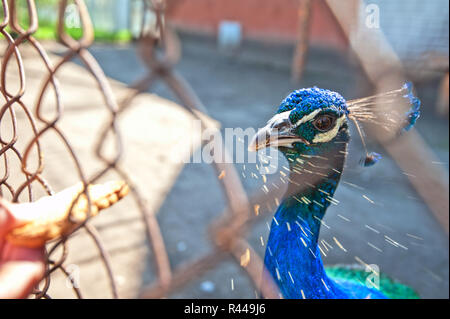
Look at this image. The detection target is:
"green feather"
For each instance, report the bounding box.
[325,265,420,299]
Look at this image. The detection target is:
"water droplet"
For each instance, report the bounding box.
[200,280,215,293]
[176,241,187,252]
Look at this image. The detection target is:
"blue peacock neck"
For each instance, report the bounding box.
[263,139,350,299]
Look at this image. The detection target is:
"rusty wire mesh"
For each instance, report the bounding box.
[0,0,284,299]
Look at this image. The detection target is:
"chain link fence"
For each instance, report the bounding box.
[0,0,284,299]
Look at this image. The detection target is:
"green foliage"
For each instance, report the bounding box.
[1,25,132,43]
[1,0,133,43]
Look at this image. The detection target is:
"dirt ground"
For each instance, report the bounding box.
[8,33,448,298]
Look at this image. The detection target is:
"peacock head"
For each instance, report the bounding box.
[249,83,420,167]
[249,87,350,157]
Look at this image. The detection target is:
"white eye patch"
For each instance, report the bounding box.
[267,109,346,145]
[312,115,346,143]
[292,109,321,128]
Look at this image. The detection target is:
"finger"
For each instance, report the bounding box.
[6,181,129,248]
[0,244,45,299]
[1,242,45,262]
[0,260,45,299]
[0,199,15,238]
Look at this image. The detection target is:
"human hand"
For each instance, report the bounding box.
[0,200,44,299]
[0,180,128,299]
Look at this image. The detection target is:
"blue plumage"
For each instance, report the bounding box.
[402,82,421,132]
[361,152,382,167]
[265,193,387,299]
[278,87,349,120]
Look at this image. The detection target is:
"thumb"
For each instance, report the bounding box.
[0,199,16,239]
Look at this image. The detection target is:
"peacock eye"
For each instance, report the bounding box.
[313,115,335,132]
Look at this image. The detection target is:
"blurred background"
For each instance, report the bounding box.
[1,0,448,298]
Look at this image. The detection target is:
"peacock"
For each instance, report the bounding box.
[249,83,421,299]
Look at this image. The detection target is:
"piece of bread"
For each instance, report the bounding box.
[6,181,129,248]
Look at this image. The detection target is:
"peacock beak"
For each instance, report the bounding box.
[249,112,310,151]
